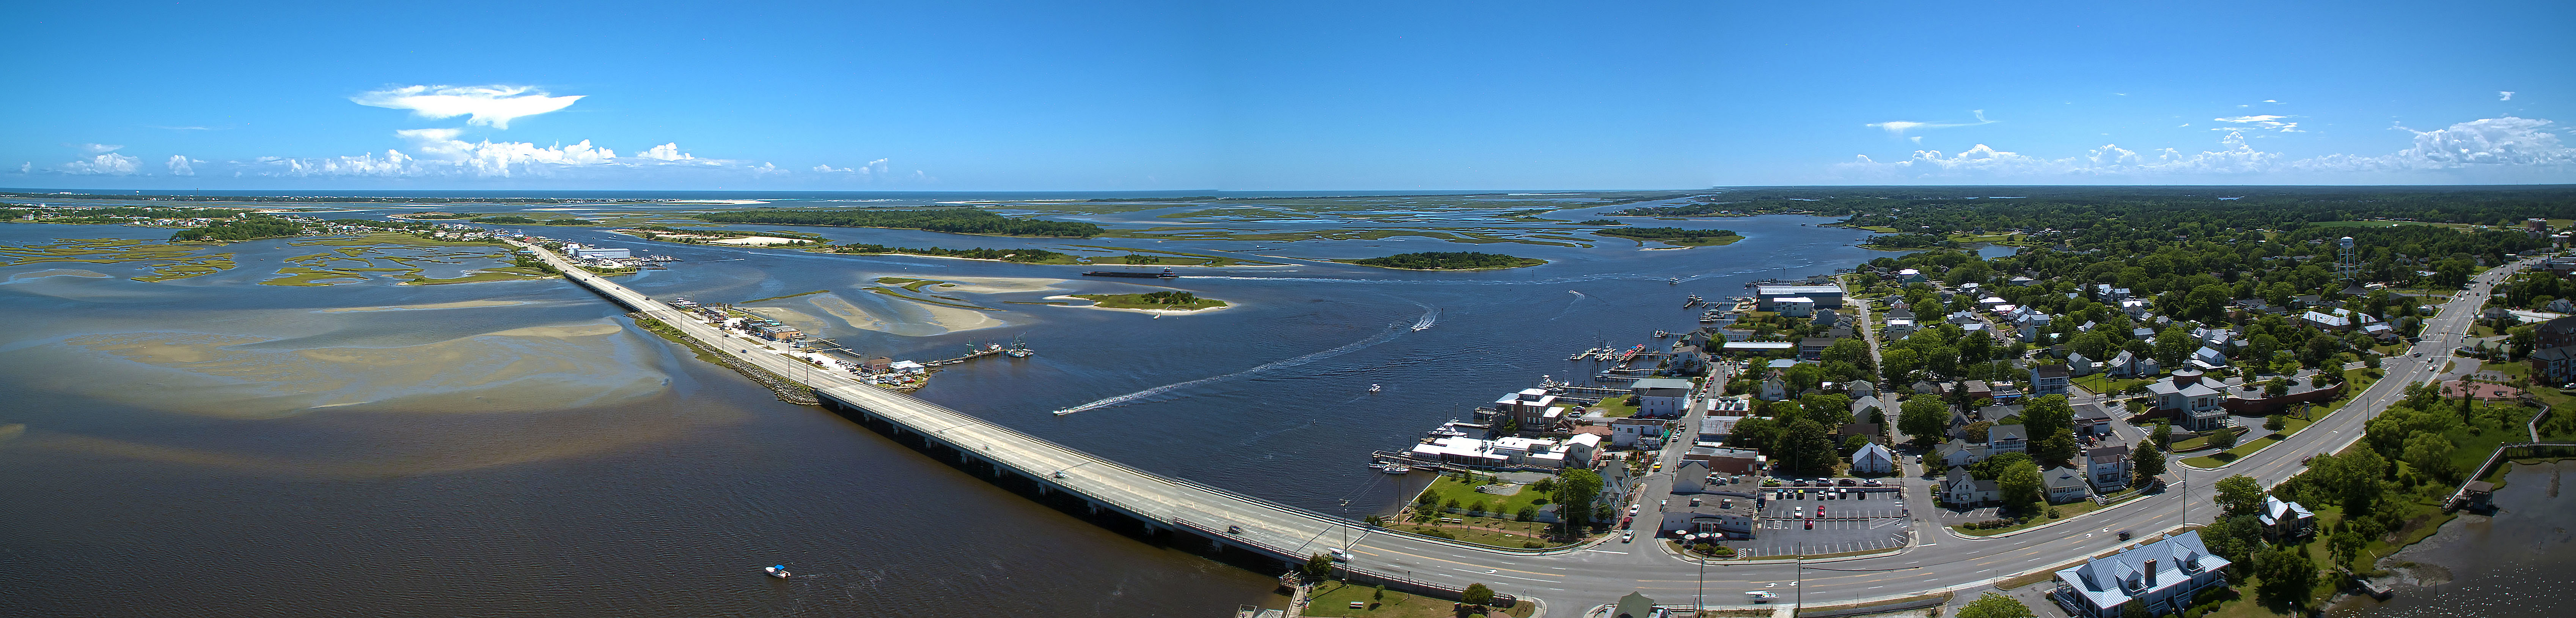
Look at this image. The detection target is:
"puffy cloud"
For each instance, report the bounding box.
[1867,110,1994,136]
[72,143,123,154]
[812,159,890,177]
[60,153,141,175]
[351,85,583,129]
[2501,91,2516,101]
[17,162,29,174]
[635,143,695,161]
[167,154,195,176]
[1833,116,2574,181]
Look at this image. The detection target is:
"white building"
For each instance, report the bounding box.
[1407,434,1598,471]
[1628,378,1696,419]
[1850,442,1895,475]
[2051,532,2232,618]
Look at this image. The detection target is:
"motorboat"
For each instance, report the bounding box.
[1378,464,1411,474]
[765,565,791,579]
[1369,384,1382,393]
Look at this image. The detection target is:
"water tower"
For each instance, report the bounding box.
[2337,236,2359,280]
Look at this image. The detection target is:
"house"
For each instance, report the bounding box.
[2457,336,2511,358]
[1721,341,1796,356]
[2551,298,2576,314]
[1962,380,1995,402]
[2531,345,2576,385]
[1936,439,1989,468]
[2050,531,2233,618]
[1611,592,1661,618]
[1850,442,1895,475]
[1609,418,1666,449]
[1758,371,1789,401]
[2043,466,2091,504]
[1798,337,1837,360]
[1812,308,1840,328]
[2145,368,2231,431]
[2086,444,2132,492]
[1942,466,1999,506]
[2073,402,2115,436]
[1756,285,1845,308]
[2188,346,2228,370]
[2031,364,2071,396]
[1847,380,1876,398]
[2066,352,2098,377]
[2300,310,2354,331]
[1898,268,1927,283]
[1775,297,1816,317]
[1988,424,2029,454]
[1629,378,1696,418]
[1849,395,1884,423]
[2257,495,2317,541]
[1883,318,1918,338]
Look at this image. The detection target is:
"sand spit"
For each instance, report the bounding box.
[803,292,1006,337]
[317,300,533,313]
[924,276,1074,294]
[6,268,113,281]
[59,320,665,418]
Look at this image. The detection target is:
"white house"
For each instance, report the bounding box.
[1942,466,1999,506]
[1850,442,1895,475]
[1629,378,1695,419]
[2087,443,2133,492]
[2051,532,2232,618]
[2043,466,2091,504]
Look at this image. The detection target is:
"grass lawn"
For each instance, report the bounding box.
[1595,394,1639,418]
[1388,516,1561,549]
[1413,475,1556,519]
[1950,499,2109,536]
[1300,580,1534,618]
[2184,389,2356,468]
[2071,374,2151,396]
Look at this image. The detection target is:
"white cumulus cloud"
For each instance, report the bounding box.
[2215,115,2301,132]
[60,153,141,175]
[167,154,195,176]
[635,143,695,161]
[352,85,583,129]
[2501,91,2515,101]
[1866,110,1996,136]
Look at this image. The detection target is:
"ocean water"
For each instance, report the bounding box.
[0,196,1889,616]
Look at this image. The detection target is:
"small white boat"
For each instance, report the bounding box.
[1669,277,1680,284]
[1379,464,1411,474]
[1369,384,1382,393]
[765,565,791,579]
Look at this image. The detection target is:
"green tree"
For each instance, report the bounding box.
[2265,414,2288,431]
[1731,416,1781,454]
[2402,432,2458,483]
[1957,591,2037,618]
[1302,553,1334,580]
[2253,545,2319,607]
[2071,331,2111,361]
[1782,419,1839,475]
[1550,469,1603,534]
[2215,475,2266,518]
[2328,528,2369,571]
[2210,426,2239,449]
[1998,460,2044,512]
[1460,583,1495,607]
[2033,433,2079,468]
[2131,439,2166,484]
[2155,326,2195,369]
[1898,395,1950,446]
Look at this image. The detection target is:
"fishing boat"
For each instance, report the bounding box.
[1375,463,1412,474]
[765,565,791,579]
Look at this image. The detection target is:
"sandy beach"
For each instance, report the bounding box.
[1044,294,1233,315]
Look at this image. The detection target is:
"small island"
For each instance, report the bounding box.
[1593,226,1742,246]
[1067,291,1229,311]
[1338,251,1546,270]
[691,208,1103,238]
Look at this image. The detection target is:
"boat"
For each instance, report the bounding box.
[1653,330,1669,338]
[1668,277,1680,284]
[765,565,791,579]
[1374,463,1412,474]
[1369,384,1382,393]
[1082,267,1178,279]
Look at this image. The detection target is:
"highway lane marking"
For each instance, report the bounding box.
[1356,547,1565,578]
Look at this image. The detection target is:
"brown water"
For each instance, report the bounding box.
[2329,460,2576,618]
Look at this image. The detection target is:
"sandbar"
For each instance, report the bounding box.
[317,300,533,313]
[706,236,809,246]
[806,292,1006,336]
[7,268,112,281]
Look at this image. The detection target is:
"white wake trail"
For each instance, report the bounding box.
[1053,307,1435,415]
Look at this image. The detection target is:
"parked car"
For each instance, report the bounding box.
[1622,531,1635,543]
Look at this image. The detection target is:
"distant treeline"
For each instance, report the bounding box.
[1596,227,1736,241]
[472,215,593,225]
[324,218,438,230]
[1614,186,2576,227]
[0,191,647,205]
[691,208,1102,238]
[627,225,828,241]
[0,209,27,221]
[821,243,1073,263]
[1861,233,1954,249]
[1349,251,1544,270]
[170,216,305,242]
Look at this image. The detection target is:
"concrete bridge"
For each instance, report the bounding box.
[512,240,2547,615]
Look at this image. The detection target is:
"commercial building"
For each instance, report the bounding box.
[1754,285,1844,309]
[1628,378,1695,418]
[1492,388,1569,431]
[1406,434,1599,471]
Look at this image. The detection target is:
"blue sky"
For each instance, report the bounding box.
[4,0,2570,191]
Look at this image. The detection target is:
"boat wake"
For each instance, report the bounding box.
[1053,307,1435,415]
[1550,290,1592,321]
[1410,308,1440,331]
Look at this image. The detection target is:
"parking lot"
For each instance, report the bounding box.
[1732,485,1912,558]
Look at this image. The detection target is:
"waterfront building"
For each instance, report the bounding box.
[1628,378,1695,418]
[569,246,632,259]
[1721,341,1795,356]
[1406,434,1598,471]
[1754,284,1844,308]
[2050,531,2232,618]
[1492,388,1569,431]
